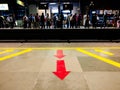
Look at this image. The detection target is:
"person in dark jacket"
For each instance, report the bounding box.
[0,16,4,28]
[40,13,45,29]
[46,13,51,29]
[85,15,90,28]
[60,12,64,29]
[77,14,82,28]
[103,13,107,28]
[92,13,97,28]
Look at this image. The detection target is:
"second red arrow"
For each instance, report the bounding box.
[54,50,65,59]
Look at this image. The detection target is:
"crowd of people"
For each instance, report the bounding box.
[22,12,120,29]
[22,12,83,29]
[0,11,120,29]
[84,12,120,28]
[0,14,16,28]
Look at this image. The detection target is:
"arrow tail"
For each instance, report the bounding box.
[57,60,66,72]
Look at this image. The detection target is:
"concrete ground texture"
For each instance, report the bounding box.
[0,43,120,90]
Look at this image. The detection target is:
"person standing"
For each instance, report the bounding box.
[103,13,107,28]
[40,13,45,29]
[53,14,57,28]
[66,13,70,28]
[0,16,4,28]
[46,13,51,29]
[114,12,119,27]
[70,14,74,28]
[89,1,95,23]
[23,15,28,28]
[10,14,14,28]
[60,12,64,29]
[77,14,82,28]
[35,13,40,28]
[92,13,97,28]
[73,13,77,28]
[28,14,34,28]
[85,15,90,28]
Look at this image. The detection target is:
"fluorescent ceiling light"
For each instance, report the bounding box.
[17,0,24,6]
[49,3,57,5]
[40,2,46,4]
[63,2,70,4]
[62,10,70,13]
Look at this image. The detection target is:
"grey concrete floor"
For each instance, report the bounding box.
[0,43,120,90]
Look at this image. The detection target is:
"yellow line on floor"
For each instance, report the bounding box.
[0,49,14,54]
[94,49,114,56]
[76,48,120,68]
[0,47,119,50]
[0,48,72,50]
[0,48,73,50]
[0,48,32,61]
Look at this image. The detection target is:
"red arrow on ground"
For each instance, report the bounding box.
[53,60,70,80]
[54,50,65,59]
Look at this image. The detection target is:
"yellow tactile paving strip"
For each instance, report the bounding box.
[0,47,120,50]
[0,47,120,69]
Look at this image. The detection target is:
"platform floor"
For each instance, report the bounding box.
[0,43,120,90]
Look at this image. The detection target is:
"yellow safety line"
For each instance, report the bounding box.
[0,49,14,54]
[94,49,114,56]
[0,47,120,50]
[76,48,120,68]
[0,48,72,50]
[0,48,32,61]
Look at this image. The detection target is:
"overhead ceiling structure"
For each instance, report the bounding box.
[27,0,80,3]
[0,0,119,9]
[1,0,118,10]
[26,0,119,9]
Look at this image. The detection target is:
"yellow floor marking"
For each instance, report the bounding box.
[0,48,32,61]
[94,49,114,56]
[0,48,73,50]
[0,49,14,54]
[76,48,120,68]
[0,47,120,50]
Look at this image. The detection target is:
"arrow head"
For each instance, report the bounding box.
[54,55,65,59]
[53,71,70,80]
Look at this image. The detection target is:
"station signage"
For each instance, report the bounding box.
[0,4,9,10]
